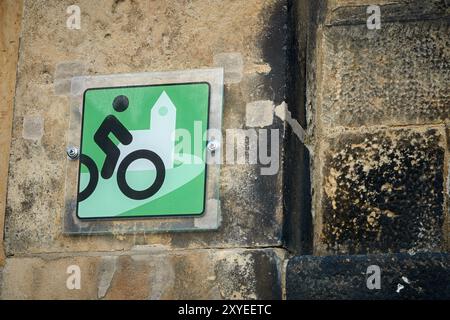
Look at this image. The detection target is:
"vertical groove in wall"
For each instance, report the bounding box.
[281,0,315,255]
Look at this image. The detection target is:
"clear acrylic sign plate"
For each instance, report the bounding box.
[63,68,223,235]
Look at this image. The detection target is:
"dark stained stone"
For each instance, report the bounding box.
[446,124,450,251]
[286,253,450,300]
[319,128,445,254]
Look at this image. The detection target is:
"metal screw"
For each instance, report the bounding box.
[66,146,79,160]
[207,140,219,152]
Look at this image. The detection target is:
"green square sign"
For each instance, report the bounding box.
[77,83,210,219]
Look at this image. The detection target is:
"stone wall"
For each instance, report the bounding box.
[309,0,449,255]
[285,0,449,299]
[0,0,23,267]
[0,0,289,299]
[0,0,449,299]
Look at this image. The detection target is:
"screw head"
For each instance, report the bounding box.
[66,146,79,160]
[207,140,219,152]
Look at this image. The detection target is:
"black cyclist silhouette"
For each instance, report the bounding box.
[94,95,133,179]
[78,95,166,202]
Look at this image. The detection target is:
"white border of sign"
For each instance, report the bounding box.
[63,68,224,235]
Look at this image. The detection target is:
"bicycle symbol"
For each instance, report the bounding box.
[78,95,166,202]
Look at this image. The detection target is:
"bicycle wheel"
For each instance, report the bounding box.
[78,154,99,202]
[117,149,166,200]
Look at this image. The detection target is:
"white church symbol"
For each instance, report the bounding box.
[116,91,176,172]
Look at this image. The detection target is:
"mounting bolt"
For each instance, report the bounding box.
[207,140,219,152]
[66,146,79,160]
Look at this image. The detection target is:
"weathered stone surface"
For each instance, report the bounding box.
[446,123,450,251]
[320,20,450,128]
[328,0,450,26]
[4,0,449,300]
[0,0,23,267]
[0,248,284,300]
[286,253,450,300]
[5,0,288,255]
[317,127,446,255]
[0,256,99,299]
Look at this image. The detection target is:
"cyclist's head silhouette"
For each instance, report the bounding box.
[113,95,129,112]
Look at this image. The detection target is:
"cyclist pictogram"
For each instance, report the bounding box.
[79,94,166,202]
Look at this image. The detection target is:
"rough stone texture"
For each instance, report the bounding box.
[328,0,450,26]
[308,0,450,260]
[0,248,284,300]
[3,0,450,300]
[286,253,450,300]
[446,124,450,251]
[289,0,450,300]
[5,0,288,255]
[320,20,450,128]
[0,0,23,266]
[316,127,446,255]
